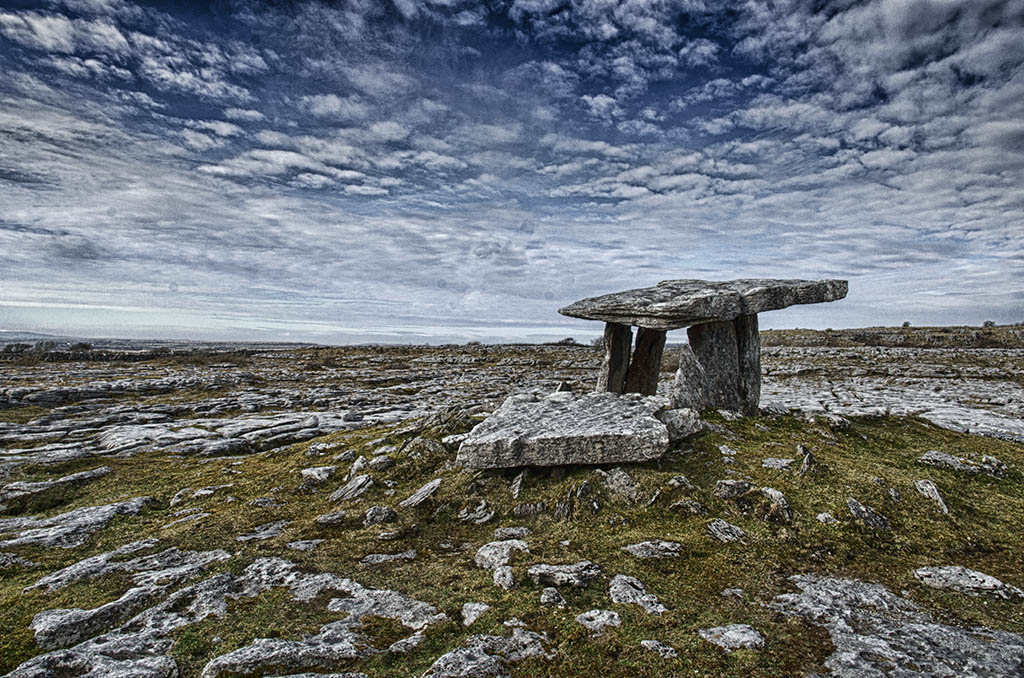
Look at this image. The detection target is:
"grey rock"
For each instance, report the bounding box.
[31,585,163,649]
[388,632,424,654]
[540,587,565,606]
[0,552,37,568]
[621,540,683,559]
[493,566,515,590]
[596,467,641,503]
[421,628,549,678]
[493,526,530,540]
[640,639,678,658]
[315,510,347,526]
[771,574,1024,677]
[399,478,441,508]
[0,497,154,549]
[698,624,764,651]
[509,471,526,499]
[761,487,793,523]
[669,345,711,410]
[762,457,794,470]
[688,320,743,411]
[0,466,111,502]
[512,501,546,517]
[575,609,621,633]
[655,407,703,442]
[721,588,744,598]
[816,512,837,524]
[667,475,696,491]
[300,466,336,483]
[286,540,324,552]
[915,479,949,514]
[368,454,394,471]
[918,450,1006,478]
[915,566,1024,600]
[330,474,374,503]
[363,506,398,527]
[459,500,496,524]
[713,479,754,499]
[237,520,290,542]
[462,602,490,626]
[456,392,669,469]
[361,549,416,565]
[847,498,890,531]
[527,561,601,587]
[609,574,666,614]
[670,499,709,515]
[475,540,529,570]
[707,518,746,543]
[558,279,848,331]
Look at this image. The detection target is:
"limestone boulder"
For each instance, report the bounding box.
[456,392,670,469]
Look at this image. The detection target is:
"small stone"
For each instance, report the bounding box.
[527,561,601,587]
[721,588,744,598]
[667,475,696,491]
[640,639,678,658]
[458,500,495,524]
[713,479,754,499]
[655,407,703,443]
[493,526,530,540]
[300,466,336,483]
[493,566,515,590]
[621,540,683,559]
[512,501,546,518]
[670,499,709,515]
[368,455,394,471]
[315,510,347,526]
[918,450,1006,478]
[361,549,416,565]
[761,487,793,523]
[576,609,621,634]
[474,540,529,570]
[286,539,323,552]
[329,475,374,503]
[915,566,1024,600]
[762,457,794,470]
[707,518,746,543]
[609,574,666,614]
[462,602,490,626]
[540,587,565,606]
[399,478,441,508]
[509,471,526,499]
[699,624,764,651]
[363,506,398,527]
[816,512,837,524]
[915,479,949,514]
[236,520,290,542]
[595,467,640,503]
[389,631,424,654]
[847,498,890,531]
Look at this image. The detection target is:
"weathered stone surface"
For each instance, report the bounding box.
[493,526,530,540]
[420,628,549,678]
[559,279,848,330]
[760,487,793,524]
[0,497,154,549]
[458,500,496,524]
[597,323,632,393]
[456,392,669,469]
[493,566,515,590]
[735,313,761,414]
[609,574,666,614]
[596,467,641,503]
[527,561,601,587]
[576,609,621,633]
[237,520,290,542]
[762,457,794,470]
[361,550,416,565]
[714,479,754,499]
[300,466,336,483]
[698,624,764,651]
[363,506,398,527]
[689,320,742,411]
[540,587,565,606]
[623,327,667,396]
[669,345,711,410]
[915,566,1024,600]
[654,407,703,443]
[474,540,529,570]
[621,540,683,559]
[771,574,1024,677]
[0,466,111,502]
[847,498,890,531]
[915,479,949,514]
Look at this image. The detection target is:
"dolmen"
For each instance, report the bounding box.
[456,278,846,469]
[559,279,847,414]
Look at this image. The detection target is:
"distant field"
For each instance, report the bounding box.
[762,324,1024,349]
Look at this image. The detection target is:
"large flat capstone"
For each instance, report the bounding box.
[456,392,670,469]
[559,278,847,330]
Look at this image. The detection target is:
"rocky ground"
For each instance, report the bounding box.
[1,342,1022,677]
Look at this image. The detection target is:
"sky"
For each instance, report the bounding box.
[0,0,1022,344]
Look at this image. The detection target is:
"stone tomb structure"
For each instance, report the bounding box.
[559,279,848,414]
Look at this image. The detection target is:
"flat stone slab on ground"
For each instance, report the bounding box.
[559,278,847,330]
[456,392,669,469]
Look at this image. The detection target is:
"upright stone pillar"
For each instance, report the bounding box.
[624,327,667,396]
[734,313,760,415]
[597,323,632,393]
[687,320,741,410]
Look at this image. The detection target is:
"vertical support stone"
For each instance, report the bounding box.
[623,327,667,396]
[670,344,710,410]
[687,320,741,410]
[597,323,632,393]
[734,313,760,415]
